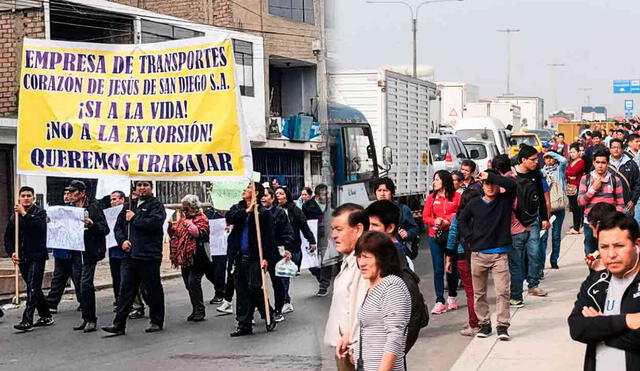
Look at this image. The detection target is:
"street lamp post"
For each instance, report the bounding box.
[548,63,566,112]
[579,87,592,106]
[366,0,463,78]
[497,28,520,95]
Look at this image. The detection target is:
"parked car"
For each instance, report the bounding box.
[454,117,512,155]
[523,128,555,143]
[509,133,542,157]
[463,140,500,173]
[429,134,470,173]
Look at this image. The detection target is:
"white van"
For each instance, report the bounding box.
[454,117,512,155]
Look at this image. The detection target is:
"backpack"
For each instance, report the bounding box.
[513,169,540,227]
[547,172,569,212]
[400,267,429,353]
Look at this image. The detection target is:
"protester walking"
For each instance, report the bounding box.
[609,138,640,215]
[46,190,82,313]
[514,145,551,297]
[446,188,480,336]
[168,195,211,322]
[226,182,278,337]
[4,186,53,332]
[303,184,332,297]
[566,143,586,234]
[458,170,517,340]
[578,147,626,255]
[108,190,126,310]
[353,231,411,371]
[275,186,316,314]
[568,211,640,371]
[422,170,461,314]
[103,180,167,336]
[460,160,483,192]
[66,180,109,334]
[261,187,294,323]
[296,186,313,209]
[540,150,568,269]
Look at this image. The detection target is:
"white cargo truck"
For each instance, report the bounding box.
[438,82,480,127]
[464,101,522,132]
[329,69,438,210]
[494,96,544,129]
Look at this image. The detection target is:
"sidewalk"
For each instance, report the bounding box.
[0,256,181,304]
[451,233,587,371]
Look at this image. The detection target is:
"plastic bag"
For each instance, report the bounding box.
[275,258,299,278]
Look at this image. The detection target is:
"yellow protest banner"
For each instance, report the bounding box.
[17,36,253,180]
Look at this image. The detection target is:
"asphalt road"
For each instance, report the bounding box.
[0,235,475,371]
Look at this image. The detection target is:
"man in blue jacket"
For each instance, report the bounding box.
[4,186,53,332]
[103,180,166,336]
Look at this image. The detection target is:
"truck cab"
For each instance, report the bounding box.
[328,103,382,208]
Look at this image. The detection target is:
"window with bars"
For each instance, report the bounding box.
[269,0,315,24]
[232,39,255,97]
[140,20,204,43]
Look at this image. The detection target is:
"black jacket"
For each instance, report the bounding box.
[4,204,48,262]
[226,201,277,263]
[82,200,109,264]
[610,153,640,204]
[267,207,294,254]
[279,202,313,253]
[568,270,640,371]
[302,199,328,248]
[458,173,517,252]
[114,196,166,262]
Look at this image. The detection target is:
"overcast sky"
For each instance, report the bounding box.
[330,0,640,117]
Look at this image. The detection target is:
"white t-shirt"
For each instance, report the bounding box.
[595,274,635,370]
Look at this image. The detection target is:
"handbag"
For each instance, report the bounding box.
[433,228,449,246]
[566,183,578,196]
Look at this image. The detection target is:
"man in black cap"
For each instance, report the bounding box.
[103,180,167,335]
[65,180,109,333]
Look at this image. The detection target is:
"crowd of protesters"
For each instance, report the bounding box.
[4,121,640,370]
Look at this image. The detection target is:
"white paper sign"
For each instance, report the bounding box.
[95,177,130,199]
[300,219,320,270]
[46,206,85,251]
[163,209,176,242]
[209,219,228,256]
[104,205,124,248]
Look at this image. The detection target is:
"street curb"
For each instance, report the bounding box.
[0,271,183,306]
[449,233,582,371]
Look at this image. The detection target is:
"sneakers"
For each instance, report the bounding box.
[476,323,492,338]
[509,299,524,308]
[216,300,233,314]
[316,288,328,297]
[128,308,145,319]
[282,303,294,314]
[274,312,285,323]
[460,325,480,337]
[528,287,548,297]
[431,302,447,315]
[33,317,54,327]
[209,296,224,305]
[13,322,33,332]
[497,326,511,341]
[447,297,458,311]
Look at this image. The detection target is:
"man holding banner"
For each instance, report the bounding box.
[104,180,166,335]
[4,186,53,332]
[227,182,278,336]
[66,180,109,333]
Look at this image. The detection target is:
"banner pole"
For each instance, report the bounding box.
[251,181,271,328]
[13,175,20,305]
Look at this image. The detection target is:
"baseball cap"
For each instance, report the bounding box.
[65,180,86,192]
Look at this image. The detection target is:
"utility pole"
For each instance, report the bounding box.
[317,0,331,190]
[497,28,520,95]
[367,0,464,78]
[548,63,565,112]
[579,87,592,106]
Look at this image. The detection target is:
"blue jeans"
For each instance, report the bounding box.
[539,210,565,267]
[428,236,458,304]
[509,231,528,301]
[526,220,542,289]
[584,221,597,255]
